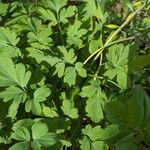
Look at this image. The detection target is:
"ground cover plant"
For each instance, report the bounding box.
[0,0,150,149]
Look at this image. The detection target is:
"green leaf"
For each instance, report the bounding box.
[129,55,150,72]
[67,20,87,48]
[81,125,109,150]
[31,141,41,150]
[126,87,144,128]
[115,142,137,150]
[101,124,120,140]
[64,67,76,86]
[54,62,65,78]
[82,0,107,23]
[0,27,20,47]
[27,18,52,49]
[25,86,51,115]
[34,86,51,102]
[143,90,150,123]
[81,80,104,122]
[38,7,57,26]
[59,6,76,23]
[43,106,58,118]
[0,57,19,87]
[91,141,108,150]
[38,0,74,25]
[32,122,49,139]
[116,69,128,89]
[0,57,31,88]
[34,132,57,147]
[105,44,130,89]
[27,47,60,66]
[89,40,100,54]
[12,119,34,131]
[9,142,29,150]
[46,0,67,13]
[105,44,129,68]
[105,100,128,124]
[82,125,104,141]
[59,139,71,148]
[31,122,57,147]
[80,136,91,150]
[15,64,31,87]
[0,86,26,102]
[86,92,104,123]
[0,1,149,149]
[0,3,8,16]
[61,100,79,119]
[8,97,23,119]
[105,24,119,29]
[104,69,117,80]
[58,46,77,64]
[38,118,70,134]
[80,80,99,98]
[0,45,20,58]
[0,86,26,119]
[32,67,45,86]
[32,101,42,115]
[25,99,32,113]
[75,62,87,78]
[12,127,30,141]
[53,47,77,78]
[105,86,144,129]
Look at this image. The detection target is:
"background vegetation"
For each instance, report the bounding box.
[0,0,150,149]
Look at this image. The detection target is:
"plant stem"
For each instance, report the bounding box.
[83,36,135,65]
[106,36,136,46]
[106,4,145,46]
[83,3,145,65]
[93,36,135,61]
[94,3,145,61]
[94,52,103,80]
[89,74,122,89]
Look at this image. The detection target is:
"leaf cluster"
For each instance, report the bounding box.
[0,0,150,150]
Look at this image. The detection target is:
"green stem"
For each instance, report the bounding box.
[105,4,145,46]
[89,74,122,89]
[84,3,145,65]
[94,52,103,80]
[83,36,135,65]
[93,36,135,61]
[94,3,145,61]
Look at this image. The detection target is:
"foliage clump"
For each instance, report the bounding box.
[0,0,150,149]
